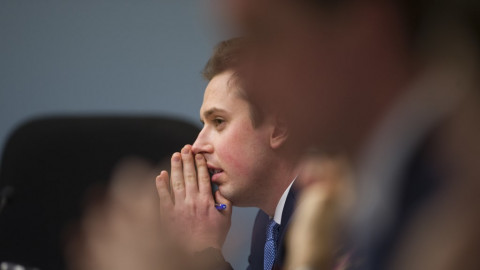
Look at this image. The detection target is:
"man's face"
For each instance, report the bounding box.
[192,70,274,206]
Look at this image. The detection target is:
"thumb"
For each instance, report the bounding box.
[215,190,232,216]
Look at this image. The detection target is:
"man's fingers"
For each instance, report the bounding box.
[181,145,199,197]
[195,153,213,197]
[156,171,173,210]
[170,152,186,202]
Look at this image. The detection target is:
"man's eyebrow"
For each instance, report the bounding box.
[202,107,228,119]
[199,107,228,124]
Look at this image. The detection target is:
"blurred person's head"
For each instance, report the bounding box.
[192,38,299,212]
[223,0,480,156]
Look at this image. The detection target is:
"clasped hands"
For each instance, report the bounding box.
[156,144,232,253]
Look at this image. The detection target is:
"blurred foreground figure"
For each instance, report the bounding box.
[287,154,354,270]
[66,158,176,270]
[220,0,480,269]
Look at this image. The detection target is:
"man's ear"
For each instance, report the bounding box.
[270,116,289,149]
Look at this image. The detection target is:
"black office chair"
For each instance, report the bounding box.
[0,115,199,270]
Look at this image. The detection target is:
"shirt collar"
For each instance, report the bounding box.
[273,178,295,224]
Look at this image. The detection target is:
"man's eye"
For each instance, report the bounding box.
[213,118,225,126]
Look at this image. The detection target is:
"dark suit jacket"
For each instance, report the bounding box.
[246,187,298,270]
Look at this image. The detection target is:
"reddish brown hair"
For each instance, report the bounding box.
[202,38,263,127]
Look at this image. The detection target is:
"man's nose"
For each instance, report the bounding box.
[191,131,213,154]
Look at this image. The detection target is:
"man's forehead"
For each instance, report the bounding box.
[201,72,244,109]
[205,72,241,97]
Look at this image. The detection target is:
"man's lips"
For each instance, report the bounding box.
[207,164,224,182]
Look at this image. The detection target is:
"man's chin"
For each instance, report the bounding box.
[219,189,255,207]
[217,186,238,205]
[217,186,230,198]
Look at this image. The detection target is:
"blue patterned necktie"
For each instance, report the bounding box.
[264,219,280,270]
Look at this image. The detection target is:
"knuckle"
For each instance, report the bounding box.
[158,181,168,190]
[185,199,195,208]
[184,201,197,215]
[199,197,210,206]
[196,159,205,166]
[181,156,192,164]
[200,174,210,182]
[197,194,211,205]
[184,173,196,181]
[172,181,184,191]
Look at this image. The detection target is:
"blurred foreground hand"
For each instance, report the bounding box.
[286,154,354,270]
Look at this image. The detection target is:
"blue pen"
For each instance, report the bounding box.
[215,203,227,210]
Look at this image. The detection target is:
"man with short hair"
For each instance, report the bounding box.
[156,38,302,270]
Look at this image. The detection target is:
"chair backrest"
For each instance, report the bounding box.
[0,115,199,270]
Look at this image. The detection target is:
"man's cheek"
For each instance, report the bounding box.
[220,146,248,176]
[219,137,252,176]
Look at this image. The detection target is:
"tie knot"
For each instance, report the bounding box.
[266,220,279,241]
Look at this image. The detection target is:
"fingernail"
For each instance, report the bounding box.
[182,147,190,154]
[173,153,180,161]
[196,154,203,160]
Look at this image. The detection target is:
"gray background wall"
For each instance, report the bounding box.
[0,0,254,268]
